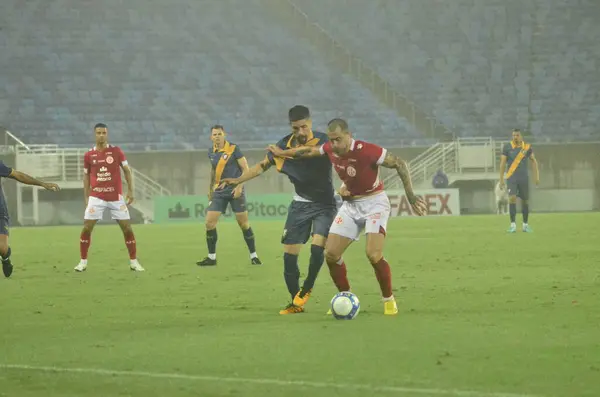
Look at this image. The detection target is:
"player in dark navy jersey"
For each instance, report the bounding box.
[499,129,539,233]
[197,125,262,266]
[220,106,341,314]
[0,161,60,278]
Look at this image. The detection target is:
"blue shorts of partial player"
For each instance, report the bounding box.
[207,193,248,214]
[0,216,8,236]
[281,200,338,245]
[507,177,529,201]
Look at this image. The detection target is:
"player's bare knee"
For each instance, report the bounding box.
[509,196,517,204]
[522,200,528,205]
[82,222,95,234]
[366,250,383,265]
[205,220,218,230]
[236,218,250,230]
[325,249,340,265]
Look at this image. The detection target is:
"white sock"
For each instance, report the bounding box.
[383,295,395,302]
[250,252,258,259]
[511,222,516,228]
[80,259,87,265]
[208,253,216,260]
[130,259,138,264]
[523,223,528,227]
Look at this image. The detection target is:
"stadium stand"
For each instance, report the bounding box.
[0,0,421,150]
[294,0,600,141]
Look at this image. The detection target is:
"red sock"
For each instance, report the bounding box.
[326,257,350,291]
[80,231,91,260]
[124,231,137,260]
[372,257,393,298]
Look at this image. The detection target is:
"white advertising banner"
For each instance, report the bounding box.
[387,189,461,216]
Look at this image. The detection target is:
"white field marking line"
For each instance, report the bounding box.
[0,363,543,397]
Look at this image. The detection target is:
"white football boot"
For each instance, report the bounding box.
[130,259,145,272]
[74,260,87,272]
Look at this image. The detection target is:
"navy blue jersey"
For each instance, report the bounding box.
[209,141,244,197]
[267,131,335,204]
[0,161,13,218]
[503,142,533,181]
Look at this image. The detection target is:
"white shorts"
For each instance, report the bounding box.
[328,192,391,241]
[84,196,130,221]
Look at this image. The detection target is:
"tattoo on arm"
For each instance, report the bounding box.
[382,152,415,196]
[292,148,312,158]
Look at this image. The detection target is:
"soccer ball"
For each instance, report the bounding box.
[330,291,360,320]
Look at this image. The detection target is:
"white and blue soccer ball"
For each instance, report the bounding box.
[330,291,360,320]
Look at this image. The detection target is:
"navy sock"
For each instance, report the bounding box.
[242,227,256,254]
[522,203,529,223]
[1,246,11,262]
[283,253,300,299]
[206,229,217,255]
[509,203,517,223]
[301,245,325,294]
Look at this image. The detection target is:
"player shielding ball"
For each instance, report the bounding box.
[197,125,262,266]
[498,129,539,233]
[0,163,60,278]
[268,118,426,315]
[221,106,339,314]
[75,123,144,272]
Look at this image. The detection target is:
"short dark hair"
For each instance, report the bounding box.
[94,123,107,130]
[327,118,349,133]
[512,128,521,133]
[288,105,310,122]
[210,124,225,132]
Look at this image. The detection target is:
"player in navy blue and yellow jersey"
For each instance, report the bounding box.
[220,106,340,314]
[499,129,540,233]
[0,161,60,278]
[197,125,263,266]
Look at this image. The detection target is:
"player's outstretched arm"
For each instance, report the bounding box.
[220,156,272,188]
[9,170,60,191]
[208,168,216,200]
[381,152,427,216]
[121,164,134,204]
[267,145,322,159]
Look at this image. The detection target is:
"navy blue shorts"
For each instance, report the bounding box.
[207,194,247,214]
[507,178,529,201]
[0,216,9,236]
[282,201,337,245]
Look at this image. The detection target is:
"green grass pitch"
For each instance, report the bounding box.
[1,213,599,397]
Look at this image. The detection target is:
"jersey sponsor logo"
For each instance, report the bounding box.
[346,166,356,177]
[222,154,228,160]
[106,155,114,164]
[96,166,112,182]
[93,186,115,193]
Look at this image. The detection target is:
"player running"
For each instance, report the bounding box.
[0,163,60,278]
[197,125,262,266]
[268,118,427,315]
[220,105,339,314]
[498,129,539,233]
[75,123,144,272]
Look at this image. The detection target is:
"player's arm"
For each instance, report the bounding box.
[380,152,416,199]
[121,164,134,204]
[208,167,216,199]
[267,145,322,159]
[236,157,250,186]
[8,169,60,191]
[499,144,509,186]
[529,153,539,185]
[220,156,272,188]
